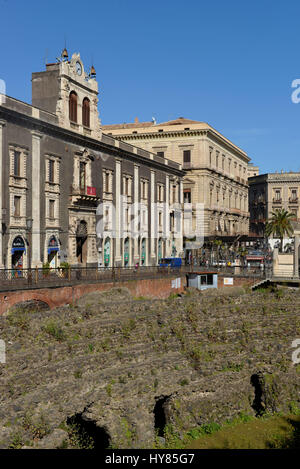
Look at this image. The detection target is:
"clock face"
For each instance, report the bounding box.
[76,61,82,76]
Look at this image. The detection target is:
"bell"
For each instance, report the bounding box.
[62,48,68,60]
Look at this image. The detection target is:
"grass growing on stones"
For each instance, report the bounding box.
[42,321,66,342]
[154,411,300,449]
[186,414,300,449]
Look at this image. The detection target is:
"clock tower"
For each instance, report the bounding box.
[32,50,101,140]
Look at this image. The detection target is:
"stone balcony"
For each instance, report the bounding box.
[70,185,100,205]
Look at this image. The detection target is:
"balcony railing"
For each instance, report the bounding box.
[0,264,267,292]
[289,197,298,204]
[272,198,282,204]
[70,185,99,203]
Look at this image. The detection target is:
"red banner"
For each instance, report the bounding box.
[87,186,96,196]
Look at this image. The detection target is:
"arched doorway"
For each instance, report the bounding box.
[124,237,130,267]
[11,236,26,275]
[48,235,60,269]
[76,221,88,265]
[104,237,111,267]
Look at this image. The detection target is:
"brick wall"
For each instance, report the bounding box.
[0,276,186,315]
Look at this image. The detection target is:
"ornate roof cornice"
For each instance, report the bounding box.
[112,127,250,163]
[0,106,184,177]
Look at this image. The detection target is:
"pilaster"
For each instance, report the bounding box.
[150,170,156,263]
[133,163,139,262]
[0,120,5,268]
[115,159,122,265]
[31,131,43,267]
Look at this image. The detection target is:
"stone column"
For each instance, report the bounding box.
[0,120,5,268]
[293,234,300,278]
[165,175,170,256]
[177,179,184,255]
[31,131,43,267]
[114,159,122,265]
[150,170,156,264]
[133,163,139,262]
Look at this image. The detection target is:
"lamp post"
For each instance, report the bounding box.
[26,218,33,270]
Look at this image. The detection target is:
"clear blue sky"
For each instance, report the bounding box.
[1,0,300,174]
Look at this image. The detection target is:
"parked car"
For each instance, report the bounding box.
[159,258,182,269]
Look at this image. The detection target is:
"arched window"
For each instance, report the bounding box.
[82,97,90,128]
[69,91,78,123]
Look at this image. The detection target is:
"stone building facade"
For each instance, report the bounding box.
[103,117,250,250]
[0,51,184,270]
[247,163,259,179]
[249,171,300,247]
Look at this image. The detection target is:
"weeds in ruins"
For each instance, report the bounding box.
[1,285,300,449]
[42,321,66,342]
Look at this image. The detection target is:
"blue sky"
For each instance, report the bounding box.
[1,0,300,174]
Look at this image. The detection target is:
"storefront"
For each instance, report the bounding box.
[47,236,60,268]
[104,237,111,267]
[158,238,163,263]
[124,237,129,267]
[11,236,26,275]
[141,238,146,266]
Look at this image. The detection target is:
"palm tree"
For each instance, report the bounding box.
[265,209,294,252]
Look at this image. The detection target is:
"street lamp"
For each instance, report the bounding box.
[26,218,33,269]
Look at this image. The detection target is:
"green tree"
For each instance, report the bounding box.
[265,209,294,252]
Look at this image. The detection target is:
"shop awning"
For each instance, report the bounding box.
[48,247,59,254]
[11,247,26,254]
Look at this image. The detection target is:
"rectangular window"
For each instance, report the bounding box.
[104,207,110,229]
[141,181,146,199]
[291,189,298,200]
[49,199,55,219]
[183,150,191,163]
[157,151,164,158]
[157,184,164,202]
[170,212,175,231]
[275,190,281,200]
[49,160,54,183]
[14,196,21,216]
[124,177,130,196]
[158,211,162,227]
[125,207,130,225]
[172,185,176,203]
[14,151,21,176]
[184,190,191,203]
[79,162,86,191]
